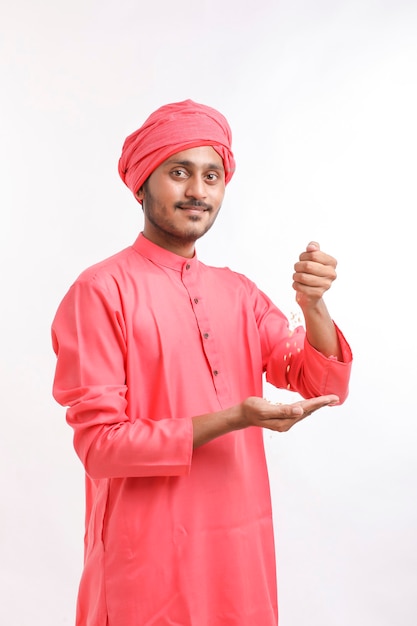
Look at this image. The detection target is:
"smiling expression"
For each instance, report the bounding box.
[136,146,226,257]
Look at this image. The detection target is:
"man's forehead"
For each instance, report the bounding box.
[162,146,225,170]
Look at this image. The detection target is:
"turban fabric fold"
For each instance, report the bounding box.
[118,100,235,199]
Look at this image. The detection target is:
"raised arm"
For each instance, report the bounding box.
[292,241,344,360]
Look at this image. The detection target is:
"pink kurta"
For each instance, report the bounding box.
[52,234,352,626]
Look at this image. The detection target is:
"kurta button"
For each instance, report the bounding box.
[203,333,209,339]
[194,298,199,304]
[213,369,219,376]
[185,264,191,270]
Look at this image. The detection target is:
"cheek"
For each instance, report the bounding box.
[145,187,175,211]
[213,190,225,209]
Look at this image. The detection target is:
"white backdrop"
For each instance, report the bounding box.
[1,1,416,624]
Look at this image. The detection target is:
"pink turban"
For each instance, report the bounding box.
[118,100,235,199]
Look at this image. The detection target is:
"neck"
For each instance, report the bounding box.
[142,230,196,258]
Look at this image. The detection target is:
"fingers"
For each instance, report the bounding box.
[264,394,339,414]
[306,241,320,252]
[292,266,336,300]
[297,394,339,411]
[297,242,337,269]
[259,395,339,432]
[293,242,337,302]
[293,266,335,285]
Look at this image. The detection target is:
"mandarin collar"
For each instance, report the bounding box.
[132,233,198,271]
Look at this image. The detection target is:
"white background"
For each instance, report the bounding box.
[1,1,416,624]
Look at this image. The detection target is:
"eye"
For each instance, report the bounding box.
[171,168,188,179]
[205,172,220,183]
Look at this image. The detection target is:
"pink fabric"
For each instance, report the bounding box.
[118,100,235,199]
[51,234,352,626]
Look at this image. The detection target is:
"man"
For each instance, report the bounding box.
[52,99,352,626]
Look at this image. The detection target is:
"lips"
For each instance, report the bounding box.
[176,199,211,210]
[180,207,206,213]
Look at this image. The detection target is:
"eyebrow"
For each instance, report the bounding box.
[165,159,224,171]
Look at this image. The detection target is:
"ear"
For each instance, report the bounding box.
[136,186,145,202]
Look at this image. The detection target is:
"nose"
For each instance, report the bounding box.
[184,175,207,200]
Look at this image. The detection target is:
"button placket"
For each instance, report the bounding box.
[181,261,230,402]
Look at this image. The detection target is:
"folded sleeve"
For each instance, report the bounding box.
[51,275,193,480]
[247,281,353,403]
[265,322,352,403]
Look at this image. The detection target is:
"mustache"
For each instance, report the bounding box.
[175,200,212,211]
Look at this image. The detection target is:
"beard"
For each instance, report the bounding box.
[143,191,221,245]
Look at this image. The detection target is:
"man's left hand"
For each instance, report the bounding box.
[292,241,337,309]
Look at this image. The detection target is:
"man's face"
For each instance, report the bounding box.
[137,146,226,255]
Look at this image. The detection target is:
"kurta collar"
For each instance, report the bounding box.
[132,233,198,272]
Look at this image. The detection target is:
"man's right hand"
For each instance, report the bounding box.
[240,394,339,432]
[192,394,339,448]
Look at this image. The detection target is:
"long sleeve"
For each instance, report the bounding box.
[52,275,193,479]
[248,281,352,402]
